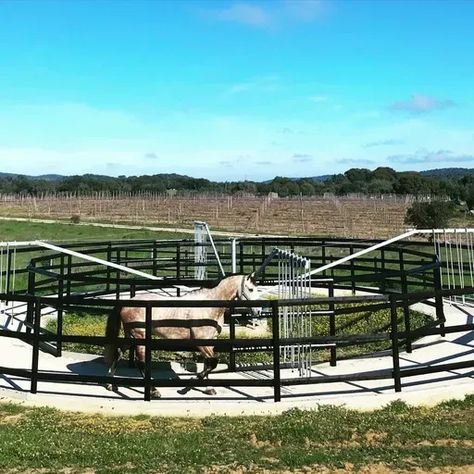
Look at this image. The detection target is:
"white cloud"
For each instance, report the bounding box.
[363,139,403,148]
[214,3,273,28]
[309,95,328,103]
[390,94,455,114]
[226,75,280,95]
[209,0,328,30]
[292,153,313,163]
[388,149,473,164]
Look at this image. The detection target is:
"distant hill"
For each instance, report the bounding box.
[0,172,64,181]
[419,168,473,179]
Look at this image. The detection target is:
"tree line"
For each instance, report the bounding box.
[0,167,473,207]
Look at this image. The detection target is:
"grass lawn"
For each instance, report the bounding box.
[0,219,191,243]
[0,397,472,473]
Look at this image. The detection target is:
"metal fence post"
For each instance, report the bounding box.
[399,249,412,353]
[328,281,337,366]
[176,242,181,281]
[26,262,36,333]
[57,255,64,357]
[433,258,445,337]
[390,295,402,393]
[144,304,152,401]
[153,241,158,277]
[229,310,236,372]
[350,245,356,294]
[115,249,121,300]
[30,298,41,394]
[271,300,281,402]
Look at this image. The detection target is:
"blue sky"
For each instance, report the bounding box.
[0,0,473,181]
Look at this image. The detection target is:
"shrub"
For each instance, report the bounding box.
[70,214,81,224]
[404,200,454,229]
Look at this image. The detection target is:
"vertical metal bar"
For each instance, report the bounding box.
[176,242,181,280]
[144,304,153,401]
[271,300,281,402]
[399,249,412,353]
[115,249,121,300]
[66,255,72,299]
[152,241,158,277]
[328,281,337,366]
[380,249,386,293]
[231,239,237,274]
[239,242,244,274]
[30,298,41,394]
[350,244,356,294]
[321,241,326,276]
[5,246,12,295]
[229,308,236,372]
[433,258,445,337]
[106,243,112,293]
[390,296,402,393]
[26,262,36,333]
[184,248,189,278]
[57,255,64,357]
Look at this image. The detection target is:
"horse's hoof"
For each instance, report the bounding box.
[151,389,161,399]
[204,388,217,396]
[106,384,118,392]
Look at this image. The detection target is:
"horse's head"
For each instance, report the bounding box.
[238,272,260,316]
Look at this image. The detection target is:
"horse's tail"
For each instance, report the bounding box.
[104,307,121,365]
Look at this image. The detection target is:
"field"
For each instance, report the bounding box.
[0,397,473,473]
[0,194,411,238]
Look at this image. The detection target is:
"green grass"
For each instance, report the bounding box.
[0,397,472,473]
[0,219,190,243]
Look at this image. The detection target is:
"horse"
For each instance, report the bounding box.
[103,273,260,398]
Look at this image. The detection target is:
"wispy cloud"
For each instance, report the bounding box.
[277,127,302,135]
[208,1,328,30]
[388,149,473,164]
[226,76,280,95]
[292,153,313,163]
[336,158,375,166]
[218,160,234,167]
[214,3,272,29]
[363,139,403,148]
[256,160,273,165]
[390,94,455,114]
[144,152,158,160]
[309,95,328,103]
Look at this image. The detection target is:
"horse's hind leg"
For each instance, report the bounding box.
[134,332,161,399]
[202,355,219,396]
[179,346,218,396]
[106,349,122,392]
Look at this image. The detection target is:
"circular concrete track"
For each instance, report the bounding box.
[1,299,473,417]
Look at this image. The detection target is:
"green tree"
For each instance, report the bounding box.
[465,185,474,211]
[404,201,455,229]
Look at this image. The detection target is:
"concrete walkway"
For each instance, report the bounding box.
[0,299,473,416]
